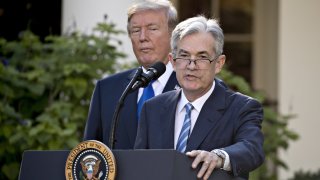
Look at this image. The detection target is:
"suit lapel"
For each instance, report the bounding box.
[163,72,179,92]
[150,71,179,148]
[186,80,227,151]
[159,90,181,149]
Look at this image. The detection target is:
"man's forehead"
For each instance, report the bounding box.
[129,10,167,24]
[177,33,215,50]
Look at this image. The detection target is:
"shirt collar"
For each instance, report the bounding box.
[178,80,215,113]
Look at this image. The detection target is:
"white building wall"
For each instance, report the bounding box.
[62,0,136,62]
[278,0,320,179]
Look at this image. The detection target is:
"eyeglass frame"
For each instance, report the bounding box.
[172,55,220,69]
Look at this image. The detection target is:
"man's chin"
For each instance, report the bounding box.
[138,59,158,68]
[182,84,200,92]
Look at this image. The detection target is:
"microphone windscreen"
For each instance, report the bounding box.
[150,62,166,79]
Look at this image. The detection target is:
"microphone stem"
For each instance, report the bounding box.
[108,67,143,149]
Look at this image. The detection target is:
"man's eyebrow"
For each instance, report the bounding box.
[197,51,210,55]
[177,49,209,55]
[177,49,189,54]
[130,23,141,28]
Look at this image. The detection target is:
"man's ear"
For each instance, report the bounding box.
[168,53,176,71]
[215,55,226,74]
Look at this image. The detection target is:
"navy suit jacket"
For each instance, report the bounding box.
[134,79,264,178]
[83,68,179,149]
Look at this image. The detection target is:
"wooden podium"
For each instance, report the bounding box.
[19,149,244,180]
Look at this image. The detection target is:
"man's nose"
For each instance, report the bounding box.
[187,59,197,69]
[139,29,148,41]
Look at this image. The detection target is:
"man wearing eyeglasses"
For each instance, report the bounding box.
[134,15,264,180]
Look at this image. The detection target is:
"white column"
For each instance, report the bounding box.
[62,0,136,62]
[253,0,278,101]
[278,0,320,179]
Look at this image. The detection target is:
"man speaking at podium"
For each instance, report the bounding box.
[134,16,264,179]
[83,0,179,149]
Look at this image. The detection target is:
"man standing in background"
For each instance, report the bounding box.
[83,0,179,149]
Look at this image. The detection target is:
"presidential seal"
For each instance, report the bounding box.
[65,140,116,180]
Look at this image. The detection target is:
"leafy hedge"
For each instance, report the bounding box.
[0,23,126,179]
[0,22,298,179]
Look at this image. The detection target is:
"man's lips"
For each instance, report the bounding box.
[185,74,198,80]
[140,47,152,53]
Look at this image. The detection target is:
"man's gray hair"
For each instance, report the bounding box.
[171,15,224,56]
[127,0,178,33]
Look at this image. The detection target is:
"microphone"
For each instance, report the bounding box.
[108,62,165,149]
[131,62,166,91]
[109,67,142,149]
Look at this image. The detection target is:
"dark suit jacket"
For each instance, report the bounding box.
[134,79,264,178]
[83,68,179,149]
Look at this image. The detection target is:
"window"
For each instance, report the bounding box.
[178,0,254,83]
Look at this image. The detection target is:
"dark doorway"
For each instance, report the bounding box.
[0,0,61,41]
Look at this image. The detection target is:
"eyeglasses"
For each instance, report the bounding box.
[173,56,219,70]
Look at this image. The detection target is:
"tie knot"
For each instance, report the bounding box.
[185,103,193,112]
[150,79,156,84]
[145,79,155,89]
[137,80,156,121]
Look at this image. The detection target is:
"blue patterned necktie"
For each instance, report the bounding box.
[137,81,155,121]
[176,103,193,153]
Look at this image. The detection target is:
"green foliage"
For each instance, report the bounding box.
[0,22,126,179]
[218,70,299,180]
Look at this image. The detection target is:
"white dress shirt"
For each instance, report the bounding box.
[174,81,215,148]
[174,80,231,171]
